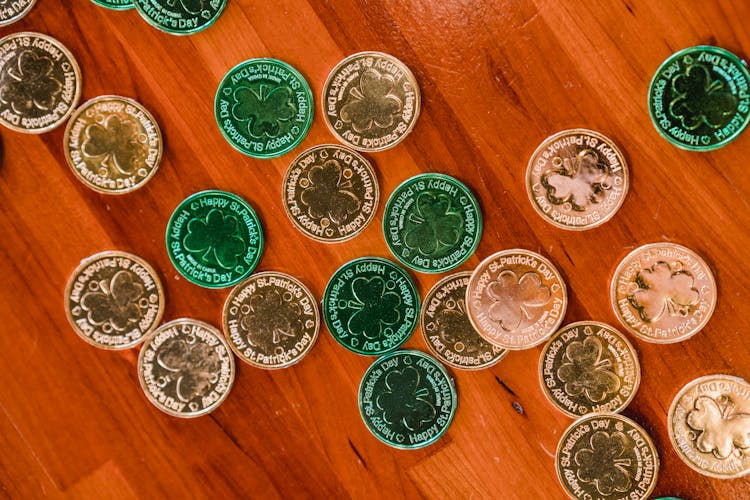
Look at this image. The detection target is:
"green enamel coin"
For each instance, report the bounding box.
[133,0,226,35]
[91,0,134,10]
[215,58,313,159]
[358,350,457,449]
[166,190,263,288]
[323,257,419,356]
[648,45,750,151]
[383,173,482,273]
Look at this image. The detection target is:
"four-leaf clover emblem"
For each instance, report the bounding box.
[80,270,145,331]
[240,289,301,346]
[403,192,462,256]
[300,159,361,223]
[542,149,610,211]
[346,276,401,339]
[157,338,220,402]
[629,261,699,322]
[233,84,296,138]
[340,68,402,133]
[575,431,632,496]
[557,336,620,403]
[487,270,551,331]
[670,63,737,130]
[183,209,247,270]
[82,115,146,175]
[687,396,750,459]
[376,366,436,431]
[0,50,63,114]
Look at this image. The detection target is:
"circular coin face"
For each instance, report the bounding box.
[133,0,226,35]
[166,190,264,288]
[137,318,235,418]
[648,45,750,151]
[668,374,750,478]
[539,321,640,418]
[466,249,567,350]
[282,144,379,242]
[223,272,319,369]
[526,129,629,230]
[64,251,164,350]
[421,272,506,370]
[383,173,482,273]
[358,350,456,449]
[556,413,659,500]
[610,242,716,343]
[0,32,82,134]
[0,0,36,25]
[215,58,313,158]
[322,52,420,152]
[91,0,134,10]
[323,257,419,356]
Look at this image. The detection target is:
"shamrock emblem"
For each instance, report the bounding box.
[376,366,436,431]
[487,270,551,331]
[436,299,479,354]
[232,84,296,138]
[240,289,301,345]
[300,159,360,223]
[82,115,146,175]
[80,270,145,331]
[557,336,620,403]
[629,261,699,323]
[575,431,632,496]
[167,0,203,14]
[403,192,462,256]
[542,149,610,211]
[0,50,63,114]
[340,68,402,133]
[346,276,401,340]
[687,396,750,459]
[157,338,220,402]
[183,209,247,270]
[670,63,737,130]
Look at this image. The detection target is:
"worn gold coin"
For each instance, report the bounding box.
[539,321,640,418]
[611,242,716,343]
[668,374,750,478]
[64,250,164,350]
[466,249,567,350]
[556,413,659,499]
[0,0,36,26]
[322,52,420,152]
[222,271,319,369]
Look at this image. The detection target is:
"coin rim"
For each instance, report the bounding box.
[0,0,36,25]
[90,0,134,10]
[133,0,226,35]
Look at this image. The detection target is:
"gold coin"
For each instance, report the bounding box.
[0,0,36,27]
[610,242,716,343]
[64,250,164,350]
[322,52,420,152]
[539,321,640,418]
[668,374,750,478]
[466,249,567,350]
[556,413,659,499]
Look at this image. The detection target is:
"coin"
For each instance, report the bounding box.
[64,250,164,350]
[526,129,629,230]
[282,144,379,242]
[323,257,419,356]
[539,321,640,418]
[322,52,420,152]
[133,0,226,35]
[223,271,319,369]
[668,374,750,478]
[556,413,659,499]
[0,32,82,134]
[91,0,134,10]
[383,173,482,273]
[166,190,264,289]
[610,242,716,343]
[648,45,750,151]
[358,349,456,449]
[215,58,313,158]
[466,249,567,350]
[0,0,36,25]
[421,272,506,370]
[137,318,235,418]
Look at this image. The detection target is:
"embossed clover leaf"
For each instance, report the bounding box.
[557,336,620,403]
[629,261,699,323]
[0,50,62,114]
[233,84,296,138]
[543,150,609,211]
[300,159,360,223]
[80,270,144,331]
[376,366,436,431]
[487,270,550,331]
[240,289,301,345]
[83,115,145,174]
[167,0,204,15]
[157,338,220,402]
[436,302,479,354]
[575,431,632,496]
[183,209,246,270]
[403,192,462,256]
[670,63,737,130]
[346,276,401,340]
[687,396,750,459]
[340,68,402,133]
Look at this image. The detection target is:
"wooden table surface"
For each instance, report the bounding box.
[1,0,750,498]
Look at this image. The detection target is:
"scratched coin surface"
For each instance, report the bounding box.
[610,242,716,343]
[526,129,629,230]
[134,0,226,35]
[421,272,506,370]
[466,249,567,350]
[556,413,659,500]
[137,318,235,418]
[64,251,164,350]
[91,0,133,10]
[358,350,456,449]
[668,374,750,478]
[0,32,82,134]
[323,52,420,152]
[282,144,379,242]
[223,271,319,369]
[0,0,36,25]
[539,321,640,418]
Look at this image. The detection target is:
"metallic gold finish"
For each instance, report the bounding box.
[0,0,36,26]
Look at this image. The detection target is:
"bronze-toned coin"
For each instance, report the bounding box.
[556,413,659,499]
[0,0,36,26]
[421,272,507,370]
[222,271,319,369]
[539,321,640,418]
[137,318,235,418]
[64,250,164,350]
[526,129,629,230]
[611,242,716,343]
[322,52,420,152]
[64,95,163,194]
[668,374,750,478]
[466,249,567,350]
[282,144,379,242]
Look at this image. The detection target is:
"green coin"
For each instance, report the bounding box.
[91,0,134,10]
[215,58,314,158]
[358,350,457,449]
[648,45,750,151]
[323,257,419,356]
[166,190,263,288]
[133,0,226,35]
[383,173,482,273]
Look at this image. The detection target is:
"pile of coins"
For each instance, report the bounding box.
[92,0,227,36]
